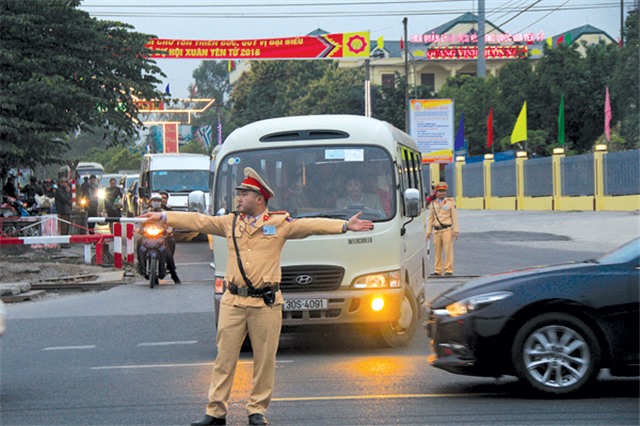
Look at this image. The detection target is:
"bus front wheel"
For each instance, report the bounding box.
[373,287,419,348]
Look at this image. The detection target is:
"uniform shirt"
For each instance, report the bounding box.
[427,197,458,234]
[166,209,345,307]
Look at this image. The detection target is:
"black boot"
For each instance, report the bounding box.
[248,413,268,425]
[190,415,225,426]
[171,271,181,284]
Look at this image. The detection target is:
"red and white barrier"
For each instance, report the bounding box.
[112,222,136,269]
[0,234,110,265]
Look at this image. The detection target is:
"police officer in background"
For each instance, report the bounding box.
[426,182,459,276]
[140,167,374,426]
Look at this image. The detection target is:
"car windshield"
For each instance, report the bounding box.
[597,237,640,265]
[214,145,395,221]
[150,170,209,192]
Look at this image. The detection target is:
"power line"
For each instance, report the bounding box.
[516,0,570,33]
[87,3,620,20]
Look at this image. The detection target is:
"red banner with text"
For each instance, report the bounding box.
[146,32,370,60]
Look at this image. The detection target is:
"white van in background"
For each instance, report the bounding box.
[139,154,213,239]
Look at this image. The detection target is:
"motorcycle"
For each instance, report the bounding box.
[137,221,169,288]
[0,193,29,217]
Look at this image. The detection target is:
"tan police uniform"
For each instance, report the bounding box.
[165,189,346,419]
[427,189,458,275]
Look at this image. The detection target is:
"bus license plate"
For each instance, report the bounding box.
[283,298,328,311]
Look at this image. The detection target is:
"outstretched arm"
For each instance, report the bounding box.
[347,212,374,232]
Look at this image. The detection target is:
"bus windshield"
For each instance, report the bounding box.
[215,145,395,221]
[151,170,209,193]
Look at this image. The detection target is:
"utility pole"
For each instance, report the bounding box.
[620,0,624,47]
[478,0,486,78]
[403,17,409,132]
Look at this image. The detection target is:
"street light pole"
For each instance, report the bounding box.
[403,17,409,132]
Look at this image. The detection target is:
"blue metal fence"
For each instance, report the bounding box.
[462,163,484,197]
[604,149,640,196]
[524,156,553,197]
[562,154,594,196]
[491,160,516,197]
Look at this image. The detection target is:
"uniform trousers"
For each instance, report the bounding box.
[433,228,454,275]
[206,301,283,417]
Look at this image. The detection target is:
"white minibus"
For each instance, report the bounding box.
[211,115,429,347]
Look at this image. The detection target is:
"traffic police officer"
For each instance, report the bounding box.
[426,182,459,276]
[140,167,374,426]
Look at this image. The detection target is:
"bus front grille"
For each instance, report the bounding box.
[280,266,344,292]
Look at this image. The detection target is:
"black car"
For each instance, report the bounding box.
[426,237,639,396]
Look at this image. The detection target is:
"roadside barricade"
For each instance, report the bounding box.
[88,217,144,268]
[0,234,112,265]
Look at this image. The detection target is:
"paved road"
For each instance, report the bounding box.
[2,210,638,425]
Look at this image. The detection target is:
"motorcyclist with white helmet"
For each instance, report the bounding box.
[138,193,181,284]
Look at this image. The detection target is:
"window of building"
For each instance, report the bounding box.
[420,73,435,91]
[381,74,395,87]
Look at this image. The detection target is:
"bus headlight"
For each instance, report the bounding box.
[350,270,401,289]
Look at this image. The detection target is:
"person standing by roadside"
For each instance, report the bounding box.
[23,176,43,211]
[54,178,73,244]
[3,176,18,199]
[140,167,374,426]
[426,182,459,276]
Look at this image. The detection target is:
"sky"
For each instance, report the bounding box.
[80,0,630,98]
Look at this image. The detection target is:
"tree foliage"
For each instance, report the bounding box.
[0,0,165,175]
[438,9,639,157]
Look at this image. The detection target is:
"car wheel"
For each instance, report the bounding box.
[512,312,601,395]
[373,287,419,348]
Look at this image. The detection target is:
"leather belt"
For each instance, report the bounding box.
[226,281,280,298]
[434,224,452,231]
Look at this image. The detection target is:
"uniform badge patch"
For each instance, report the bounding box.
[263,225,276,235]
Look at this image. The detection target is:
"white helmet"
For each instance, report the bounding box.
[150,193,162,201]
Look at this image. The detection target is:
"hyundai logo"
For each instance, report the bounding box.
[295,275,314,285]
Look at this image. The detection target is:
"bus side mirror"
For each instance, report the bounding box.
[403,188,420,217]
[188,190,207,213]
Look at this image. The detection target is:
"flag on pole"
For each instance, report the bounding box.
[197,125,212,147]
[487,107,494,149]
[558,95,565,146]
[377,35,384,50]
[454,112,465,153]
[191,85,198,98]
[556,34,565,46]
[164,83,171,95]
[510,102,527,144]
[400,36,404,50]
[604,86,612,142]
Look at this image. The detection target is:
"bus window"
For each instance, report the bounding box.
[215,145,395,221]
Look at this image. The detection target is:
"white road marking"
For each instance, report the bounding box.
[137,340,198,347]
[272,392,509,402]
[43,345,96,351]
[91,360,293,370]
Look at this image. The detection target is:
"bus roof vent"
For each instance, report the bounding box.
[259,129,350,142]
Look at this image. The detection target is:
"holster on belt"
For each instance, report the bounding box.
[226,281,279,305]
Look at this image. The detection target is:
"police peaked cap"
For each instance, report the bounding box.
[235,167,275,200]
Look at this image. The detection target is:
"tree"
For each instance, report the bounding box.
[438,75,502,156]
[228,61,359,130]
[610,7,639,149]
[0,0,165,175]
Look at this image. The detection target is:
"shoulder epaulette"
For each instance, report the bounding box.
[269,210,289,215]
